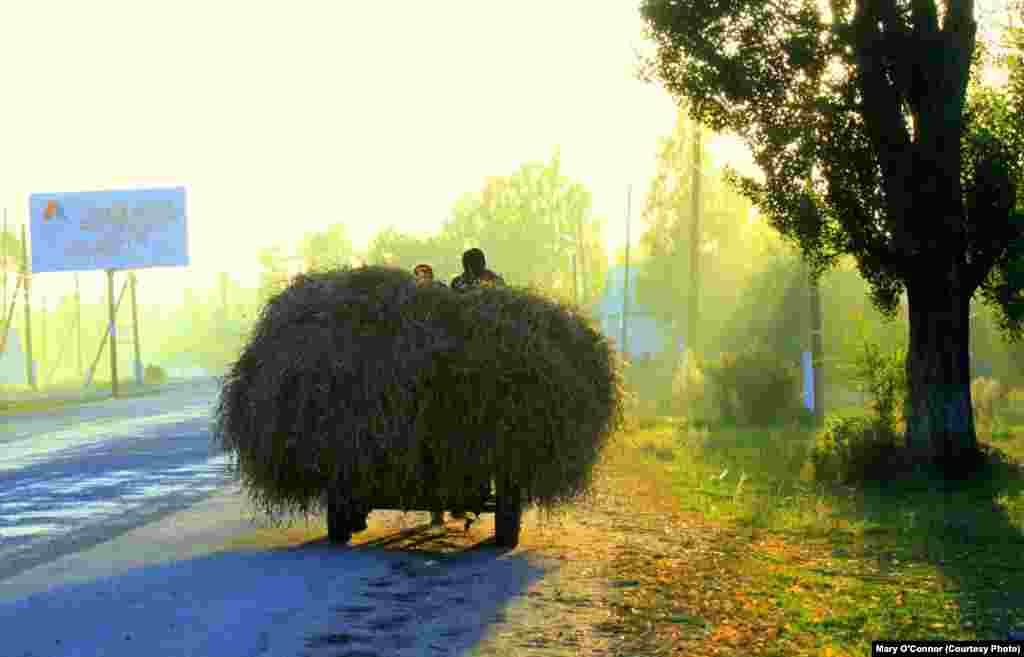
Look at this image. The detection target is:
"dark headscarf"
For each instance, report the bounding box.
[462,248,486,277]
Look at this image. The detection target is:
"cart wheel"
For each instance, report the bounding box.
[326,494,368,544]
[494,473,522,548]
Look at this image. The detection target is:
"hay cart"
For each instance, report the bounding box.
[324,472,523,548]
[215,267,622,558]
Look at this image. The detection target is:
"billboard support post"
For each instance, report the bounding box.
[21,225,35,390]
[130,272,143,385]
[2,208,7,323]
[621,185,632,360]
[1,272,22,356]
[107,269,119,399]
[85,276,129,388]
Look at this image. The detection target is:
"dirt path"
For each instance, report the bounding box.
[309,441,745,657]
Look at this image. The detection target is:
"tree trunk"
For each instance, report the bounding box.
[904,275,980,477]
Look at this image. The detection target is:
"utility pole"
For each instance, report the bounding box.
[810,269,825,425]
[107,269,119,398]
[219,271,229,327]
[41,295,46,387]
[2,208,7,324]
[21,225,36,390]
[75,273,82,378]
[687,117,703,359]
[577,210,587,305]
[803,175,826,425]
[621,185,632,359]
[571,253,578,304]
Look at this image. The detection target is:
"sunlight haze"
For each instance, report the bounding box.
[0,0,1013,309]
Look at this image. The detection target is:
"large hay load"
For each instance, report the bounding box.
[212,265,625,548]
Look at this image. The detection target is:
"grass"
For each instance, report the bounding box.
[602,410,1024,655]
[0,379,171,416]
[206,401,1024,656]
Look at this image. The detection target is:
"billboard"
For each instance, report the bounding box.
[28,187,188,273]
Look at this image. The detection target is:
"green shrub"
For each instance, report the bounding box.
[811,338,913,485]
[144,364,168,385]
[623,355,675,417]
[810,414,905,484]
[847,339,907,433]
[703,345,803,426]
[671,348,714,422]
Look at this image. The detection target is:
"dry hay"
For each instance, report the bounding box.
[212,265,626,524]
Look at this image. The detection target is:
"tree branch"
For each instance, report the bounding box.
[911,0,940,36]
[851,1,919,258]
[943,0,978,117]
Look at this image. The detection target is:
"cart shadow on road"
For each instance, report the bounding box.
[0,517,553,657]
[269,519,556,657]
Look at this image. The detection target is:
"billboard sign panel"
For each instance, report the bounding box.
[28,187,188,273]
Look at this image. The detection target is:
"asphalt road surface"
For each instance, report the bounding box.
[0,377,551,657]
[0,376,237,583]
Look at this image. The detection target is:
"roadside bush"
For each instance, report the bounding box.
[847,339,907,434]
[144,364,168,385]
[703,345,803,426]
[623,355,675,418]
[810,414,906,484]
[671,349,713,421]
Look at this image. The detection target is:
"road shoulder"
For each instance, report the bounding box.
[0,484,260,604]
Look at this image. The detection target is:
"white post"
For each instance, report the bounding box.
[802,351,815,412]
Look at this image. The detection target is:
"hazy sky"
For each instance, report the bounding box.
[0,1,1015,309]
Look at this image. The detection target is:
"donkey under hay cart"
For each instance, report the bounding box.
[213,266,624,548]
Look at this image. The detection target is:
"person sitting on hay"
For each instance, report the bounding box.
[451,248,505,292]
[414,263,447,289]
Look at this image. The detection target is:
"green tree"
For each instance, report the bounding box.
[581,216,610,307]
[255,242,295,307]
[718,248,808,362]
[440,150,599,298]
[637,105,770,355]
[297,223,354,272]
[367,228,461,280]
[640,0,1024,475]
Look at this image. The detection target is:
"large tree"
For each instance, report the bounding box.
[640,0,1023,476]
[440,150,607,299]
[367,227,462,279]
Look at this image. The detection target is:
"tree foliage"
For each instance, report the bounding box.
[640,0,1023,467]
[636,105,778,350]
[438,150,608,300]
[367,228,461,280]
[297,222,354,273]
[639,0,1023,321]
[255,242,295,306]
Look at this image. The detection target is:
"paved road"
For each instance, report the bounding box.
[0,376,549,657]
[0,376,239,583]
